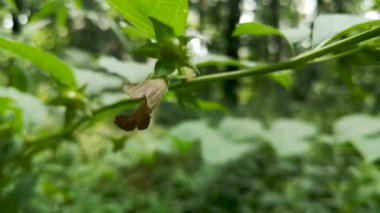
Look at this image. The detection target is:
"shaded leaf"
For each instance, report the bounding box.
[149,17,175,42]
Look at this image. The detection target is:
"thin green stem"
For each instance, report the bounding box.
[22,26,380,156]
[170,26,380,90]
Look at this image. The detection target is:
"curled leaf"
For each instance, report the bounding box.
[114,99,152,131]
[123,79,167,109]
[114,79,167,131]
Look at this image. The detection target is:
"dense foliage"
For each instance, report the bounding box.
[1,0,380,212]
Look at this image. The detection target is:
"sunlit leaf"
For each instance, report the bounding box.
[106,0,188,38]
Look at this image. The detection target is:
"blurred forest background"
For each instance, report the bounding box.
[1,0,380,212]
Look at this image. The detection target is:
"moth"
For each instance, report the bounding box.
[114,79,167,131]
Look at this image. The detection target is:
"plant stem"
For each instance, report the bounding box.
[23,26,380,156]
[170,26,380,90]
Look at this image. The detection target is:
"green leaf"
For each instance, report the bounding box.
[201,130,252,165]
[218,117,263,141]
[0,88,48,134]
[0,36,77,88]
[98,56,153,84]
[334,114,380,143]
[133,43,160,58]
[73,68,122,95]
[154,60,176,77]
[0,97,23,134]
[334,114,380,162]
[264,119,316,157]
[268,70,293,89]
[313,14,375,47]
[319,19,380,47]
[170,119,254,164]
[8,65,30,92]
[106,0,188,39]
[149,17,175,42]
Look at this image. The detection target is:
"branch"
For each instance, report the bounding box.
[170,26,380,90]
[22,26,380,156]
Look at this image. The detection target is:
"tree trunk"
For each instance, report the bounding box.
[222,0,241,107]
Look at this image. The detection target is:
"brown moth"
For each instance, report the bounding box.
[114,79,167,131]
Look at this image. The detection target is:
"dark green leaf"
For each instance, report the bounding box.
[149,17,175,42]
[133,42,160,58]
[154,60,176,77]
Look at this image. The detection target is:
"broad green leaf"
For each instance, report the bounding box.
[281,28,310,44]
[334,114,380,143]
[316,19,380,48]
[73,68,122,95]
[154,60,176,77]
[353,138,380,162]
[170,120,212,142]
[334,114,380,162]
[201,130,252,165]
[106,0,188,39]
[97,56,153,83]
[0,36,77,88]
[149,17,175,42]
[312,14,372,47]
[264,119,316,157]
[218,117,263,141]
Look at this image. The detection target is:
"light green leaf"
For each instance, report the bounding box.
[73,68,122,95]
[312,14,371,47]
[265,119,316,157]
[334,114,380,142]
[97,56,153,84]
[106,0,188,39]
[218,117,263,141]
[0,88,48,134]
[201,130,252,165]
[233,22,285,37]
[281,28,310,44]
[353,138,380,162]
[0,36,77,88]
[316,19,380,48]
[170,120,212,142]
[333,114,380,162]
